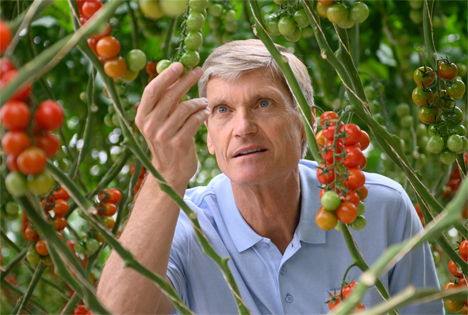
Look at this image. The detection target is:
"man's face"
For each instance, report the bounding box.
[205,68,306,186]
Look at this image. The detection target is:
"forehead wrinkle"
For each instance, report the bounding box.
[208,85,290,108]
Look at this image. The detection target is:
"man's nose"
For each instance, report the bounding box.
[233,109,257,137]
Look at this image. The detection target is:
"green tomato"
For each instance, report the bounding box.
[350,215,367,231]
[160,0,187,17]
[184,31,203,50]
[418,106,439,124]
[337,19,355,29]
[302,27,314,38]
[449,124,467,137]
[181,50,200,67]
[284,27,302,42]
[293,9,309,28]
[74,241,87,254]
[86,238,100,255]
[27,171,55,195]
[119,69,139,82]
[186,11,205,31]
[357,202,366,216]
[278,16,296,36]
[447,134,464,153]
[126,49,147,72]
[208,3,223,17]
[417,135,428,148]
[223,9,236,22]
[458,137,468,154]
[26,247,41,264]
[221,32,233,44]
[409,0,423,9]
[125,108,137,122]
[374,113,384,125]
[428,124,438,136]
[321,191,341,211]
[212,29,222,44]
[112,113,120,127]
[409,9,422,24]
[265,15,280,36]
[446,79,466,99]
[396,103,410,118]
[400,115,413,129]
[5,201,20,216]
[439,149,457,164]
[156,59,171,74]
[6,172,28,197]
[139,0,164,20]
[416,124,427,138]
[417,153,427,166]
[189,0,209,11]
[426,135,445,154]
[104,114,113,127]
[369,100,381,114]
[442,106,463,125]
[224,21,238,33]
[349,2,369,23]
[209,16,222,29]
[327,3,349,24]
[316,2,329,18]
[273,0,286,4]
[399,129,412,142]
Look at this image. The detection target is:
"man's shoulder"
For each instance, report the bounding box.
[184,172,228,207]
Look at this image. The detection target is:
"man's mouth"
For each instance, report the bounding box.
[234,148,267,157]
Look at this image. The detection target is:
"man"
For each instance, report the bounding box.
[97,39,443,314]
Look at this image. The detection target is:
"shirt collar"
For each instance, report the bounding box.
[214,162,325,253]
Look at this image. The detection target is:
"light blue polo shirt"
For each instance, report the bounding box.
[167,160,443,315]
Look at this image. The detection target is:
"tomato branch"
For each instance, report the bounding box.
[13,262,46,314]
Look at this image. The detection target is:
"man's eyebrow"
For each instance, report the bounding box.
[209,89,286,106]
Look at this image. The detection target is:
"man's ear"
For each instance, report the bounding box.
[205,121,215,155]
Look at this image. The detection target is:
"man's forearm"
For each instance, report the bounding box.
[97,174,182,314]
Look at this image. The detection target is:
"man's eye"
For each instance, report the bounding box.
[259,100,271,108]
[217,106,228,113]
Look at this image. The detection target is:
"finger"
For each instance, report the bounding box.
[159,98,208,139]
[156,67,204,120]
[138,62,184,117]
[177,106,210,139]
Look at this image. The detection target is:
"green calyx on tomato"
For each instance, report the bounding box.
[438,60,458,80]
[441,106,463,125]
[446,78,466,99]
[412,86,433,106]
[413,66,435,87]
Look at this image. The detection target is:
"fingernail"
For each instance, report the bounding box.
[171,62,183,73]
[191,67,202,76]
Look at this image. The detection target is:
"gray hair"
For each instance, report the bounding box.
[198,39,314,159]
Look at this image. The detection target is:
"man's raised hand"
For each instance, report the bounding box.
[135,62,209,193]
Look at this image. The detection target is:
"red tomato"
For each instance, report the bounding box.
[335,201,358,224]
[34,132,60,157]
[7,154,18,171]
[342,145,364,168]
[25,224,40,241]
[0,100,30,131]
[359,155,367,170]
[459,239,468,258]
[96,36,120,59]
[356,185,368,201]
[341,190,360,207]
[34,100,64,131]
[327,293,341,310]
[438,61,458,80]
[359,130,370,150]
[66,240,76,253]
[87,38,98,55]
[130,163,146,178]
[17,147,47,175]
[323,122,345,140]
[317,163,335,184]
[316,130,327,148]
[41,196,55,211]
[74,305,92,315]
[53,199,69,216]
[53,187,70,201]
[344,168,365,190]
[320,111,339,127]
[82,0,102,18]
[103,216,115,229]
[146,61,158,75]
[1,131,31,155]
[77,0,86,11]
[0,70,32,102]
[322,140,343,163]
[443,282,457,290]
[104,57,127,78]
[458,277,467,287]
[35,240,49,256]
[0,59,15,78]
[0,20,12,54]
[102,202,117,216]
[316,206,338,231]
[53,216,67,231]
[448,259,462,277]
[343,124,361,146]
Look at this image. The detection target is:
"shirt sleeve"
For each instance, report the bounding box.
[387,188,444,315]
[166,213,192,314]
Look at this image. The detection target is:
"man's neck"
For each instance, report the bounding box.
[231,167,301,255]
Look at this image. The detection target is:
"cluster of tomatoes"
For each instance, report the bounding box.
[157,0,208,73]
[23,187,71,266]
[412,62,467,165]
[208,1,239,44]
[264,1,313,43]
[78,0,147,81]
[131,163,146,194]
[441,155,466,199]
[443,239,467,313]
[326,281,365,312]
[316,0,369,29]
[315,111,370,231]
[1,58,64,198]
[395,103,430,157]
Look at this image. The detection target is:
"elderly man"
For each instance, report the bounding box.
[97,39,443,314]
